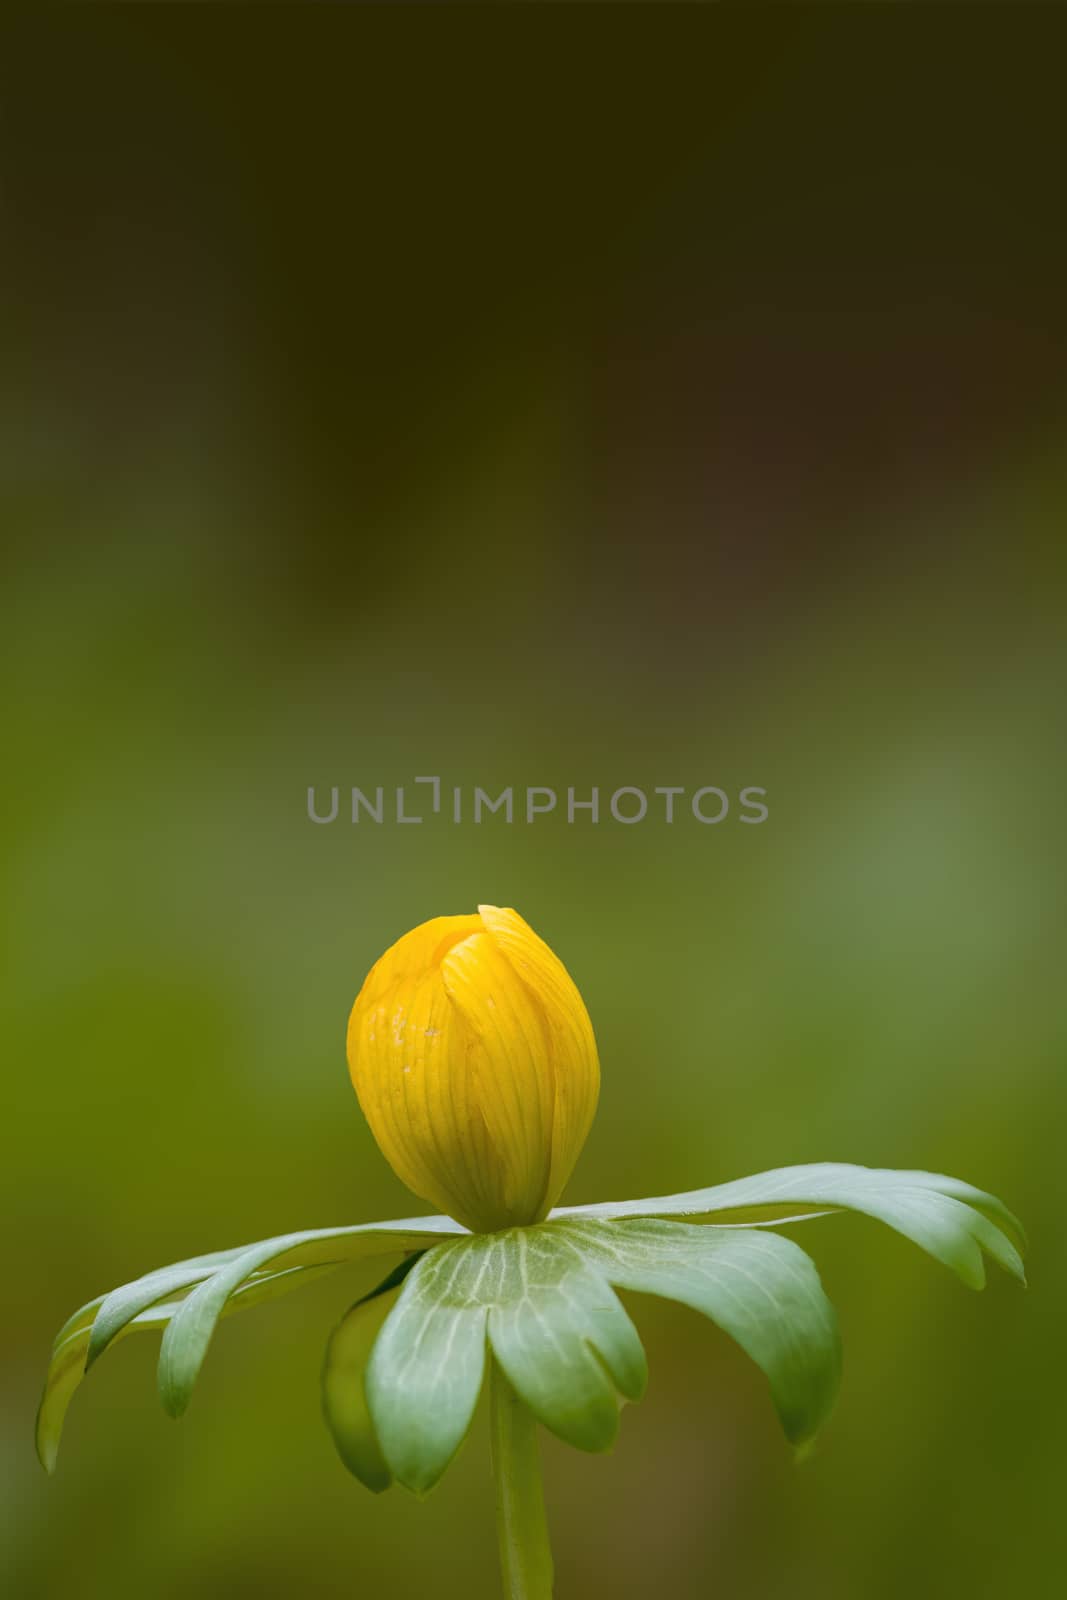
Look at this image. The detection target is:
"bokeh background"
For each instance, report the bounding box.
[3,9,1065,1599]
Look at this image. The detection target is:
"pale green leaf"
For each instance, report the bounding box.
[322,1255,423,1493]
[157,1216,465,1418]
[37,1262,330,1472]
[88,1247,249,1368]
[486,1227,646,1453]
[40,1167,1024,1487]
[36,1302,106,1475]
[366,1240,494,1495]
[554,1164,1026,1289]
[365,1218,834,1491]
[38,1216,463,1470]
[557,1218,841,1447]
[37,1242,249,1473]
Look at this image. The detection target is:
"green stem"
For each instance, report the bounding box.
[489,1358,554,1600]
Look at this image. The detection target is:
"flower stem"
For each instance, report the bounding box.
[489,1358,554,1599]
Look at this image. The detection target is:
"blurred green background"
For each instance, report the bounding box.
[3,9,1065,1599]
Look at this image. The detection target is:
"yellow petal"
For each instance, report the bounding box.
[347,918,498,1229]
[355,914,482,1010]
[476,905,600,1210]
[440,931,555,1223]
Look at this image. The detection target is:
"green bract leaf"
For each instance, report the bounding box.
[157,1217,465,1418]
[88,1246,250,1368]
[36,1299,106,1475]
[366,1236,497,1496]
[364,1217,838,1493]
[558,1218,841,1448]
[322,1256,423,1493]
[37,1241,251,1474]
[487,1226,648,1455]
[39,1166,1024,1488]
[37,1260,343,1473]
[554,1163,1026,1289]
[38,1215,465,1470]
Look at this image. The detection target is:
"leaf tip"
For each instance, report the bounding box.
[1002,1242,1028,1287]
[83,1335,106,1373]
[157,1367,191,1420]
[35,1394,62,1475]
[393,1468,439,1500]
[792,1434,819,1466]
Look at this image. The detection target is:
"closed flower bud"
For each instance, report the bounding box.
[347,905,600,1233]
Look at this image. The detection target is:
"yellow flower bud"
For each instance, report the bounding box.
[347,905,600,1233]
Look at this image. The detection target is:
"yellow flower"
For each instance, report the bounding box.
[347,905,600,1232]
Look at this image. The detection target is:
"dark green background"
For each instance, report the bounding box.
[3,10,1064,1598]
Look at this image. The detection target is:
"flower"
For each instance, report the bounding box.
[38,905,1027,1600]
[346,905,600,1233]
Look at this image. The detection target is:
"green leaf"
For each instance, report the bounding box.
[39,1167,1025,1486]
[37,1261,340,1473]
[485,1227,647,1454]
[365,1237,496,1495]
[364,1217,836,1491]
[88,1246,249,1368]
[37,1243,248,1473]
[554,1164,1026,1289]
[38,1215,465,1469]
[36,1300,106,1475]
[157,1216,465,1418]
[556,1218,840,1447]
[322,1255,424,1493]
